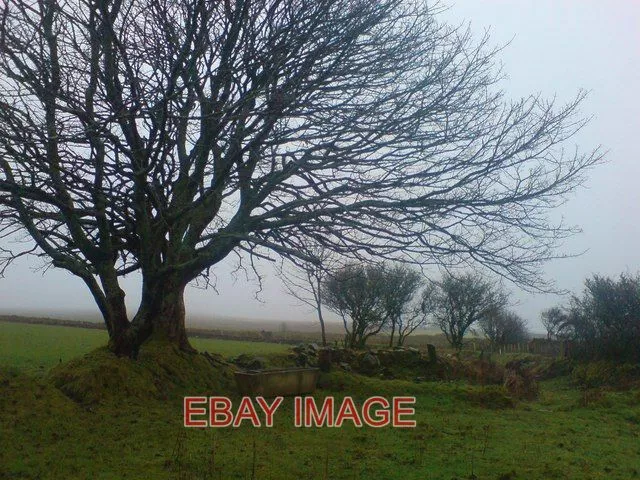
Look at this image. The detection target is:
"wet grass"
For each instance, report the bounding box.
[1,321,640,479]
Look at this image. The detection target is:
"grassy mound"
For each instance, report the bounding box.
[0,366,79,419]
[461,384,516,409]
[48,341,235,405]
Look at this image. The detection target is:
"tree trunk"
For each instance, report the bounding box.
[316,278,327,346]
[389,322,396,348]
[108,275,194,358]
[317,304,327,347]
[147,280,192,349]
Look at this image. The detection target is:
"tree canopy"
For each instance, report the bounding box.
[422,272,506,350]
[0,0,600,356]
[322,262,389,348]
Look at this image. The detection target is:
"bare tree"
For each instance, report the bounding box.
[278,243,335,346]
[381,264,423,347]
[322,263,388,348]
[423,272,506,350]
[395,305,427,347]
[0,0,600,357]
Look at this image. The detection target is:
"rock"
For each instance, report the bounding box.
[246,357,267,370]
[331,348,356,364]
[231,354,267,370]
[339,362,352,372]
[202,351,228,367]
[375,349,393,366]
[292,344,306,354]
[359,352,381,373]
[295,353,308,367]
[389,348,420,367]
[231,353,253,367]
[426,344,437,363]
[318,349,332,372]
[308,343,319,352]
[380,367,395,380]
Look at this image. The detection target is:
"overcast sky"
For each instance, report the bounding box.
[1,0,639,333]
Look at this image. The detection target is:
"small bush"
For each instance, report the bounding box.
[571,361,640,389]
[577,387,611,408]
[469,358,505,385]
[567,273,640,362]
[503,359,539,400]
[533,358,573,380]
[504,370,539,400]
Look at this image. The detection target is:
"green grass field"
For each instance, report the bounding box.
[0,321,290,375]
[1,320,640,480]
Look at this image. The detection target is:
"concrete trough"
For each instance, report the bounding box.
[234,367,320,397]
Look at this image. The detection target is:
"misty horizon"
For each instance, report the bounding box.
[1,0,639,336]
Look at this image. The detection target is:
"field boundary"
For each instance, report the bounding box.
[0,315,307,345]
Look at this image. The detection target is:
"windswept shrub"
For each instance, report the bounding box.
[479,309,529,346]
[571,361,640,389]
[567,273,640,362]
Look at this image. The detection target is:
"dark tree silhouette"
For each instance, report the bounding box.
[540,306,570,340]
[566,273,640,361]
[0,0,600,357]
[479,308,529,346]
[422,272,506,350]
[322,263,388,348]
[381,264,423,347]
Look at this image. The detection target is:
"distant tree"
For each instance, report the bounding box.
[500,311,529,344]
[423,273,506,351]
[322,263,388,349]
[395,310,428,347]
[394,282,436,346]
[567,273,640,361]
[278,244,336,346]
[0,0,601,357]
[381,265,423,347]
[480,308,529,346]
[540,306,570,340]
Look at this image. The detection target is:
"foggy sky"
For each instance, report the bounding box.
[1,0,639,333]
